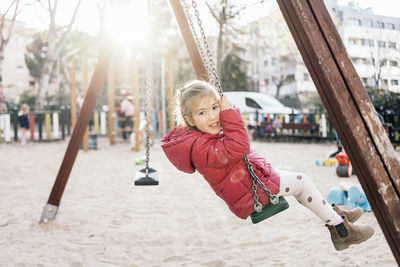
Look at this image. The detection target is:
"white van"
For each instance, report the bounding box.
[223,91,295,115]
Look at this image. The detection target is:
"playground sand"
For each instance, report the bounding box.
[0,137,398,266]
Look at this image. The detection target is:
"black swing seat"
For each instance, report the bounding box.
[135,167,159,186]
[250,196,289,224]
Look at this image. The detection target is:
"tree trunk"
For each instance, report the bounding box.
[216,2,225,79]
[0,48,4,86]
[37,68,51,110]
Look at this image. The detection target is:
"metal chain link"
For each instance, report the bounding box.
[184,0,278,211]
[144,62,152,174]
[188,0,223,96]
[181,0,213,85]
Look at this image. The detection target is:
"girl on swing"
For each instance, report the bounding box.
[161,80,374,251]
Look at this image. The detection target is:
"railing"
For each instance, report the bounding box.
[0,108,108,143]
[243,111,399,146]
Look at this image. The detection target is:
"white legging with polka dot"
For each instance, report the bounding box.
[276,170,343,226]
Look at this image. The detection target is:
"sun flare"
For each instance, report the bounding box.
[105,0,149,48]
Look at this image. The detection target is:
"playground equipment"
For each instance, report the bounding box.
[134,59,159,186]
[277,1,399,262]
[36,1,399,263]
[327,183,371,212]
[315,158,337,167]
[336,151,352,177]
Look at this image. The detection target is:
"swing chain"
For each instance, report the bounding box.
[188,0,223,96]
[181,0,213,85]
[245,156,279,212]
[144,61,152,172]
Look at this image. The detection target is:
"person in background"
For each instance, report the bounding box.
[18,104,30,146]
[0,85,7,112]
[120,94,135,140]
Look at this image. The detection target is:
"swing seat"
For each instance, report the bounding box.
[250,196,289,224]
[135,167,159,186]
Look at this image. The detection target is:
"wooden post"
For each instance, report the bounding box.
[277,0,400,263]
[132,53,141,151]
[107,59,115,144]
[82,46,89,151]
[168,0,209,81]
[71,58,77,130]
[39,48,112,223]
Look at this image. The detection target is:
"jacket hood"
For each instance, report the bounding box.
[161,126,202,174]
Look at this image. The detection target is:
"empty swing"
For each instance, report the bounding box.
[134,63,159,186]
[182,0,288,223]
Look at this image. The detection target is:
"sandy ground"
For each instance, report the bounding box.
[0,136,398,267]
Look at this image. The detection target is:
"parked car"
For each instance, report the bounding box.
[223,91,296,115]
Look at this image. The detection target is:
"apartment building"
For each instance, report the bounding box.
[246,0,400,106]
[1,20,36,102]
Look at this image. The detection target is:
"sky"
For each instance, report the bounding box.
[1,0,400,36]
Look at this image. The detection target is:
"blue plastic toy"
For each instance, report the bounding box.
[327,183,371,212]
[347,184,371,212]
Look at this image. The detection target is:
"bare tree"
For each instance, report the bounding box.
[35,0,82,109]
[363,26,400,89]
[206,0,262,78]
[0,0,21,86]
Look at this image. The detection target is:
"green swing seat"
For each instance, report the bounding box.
[250,196,289,224]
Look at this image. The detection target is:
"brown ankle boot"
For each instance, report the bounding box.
[332,204,363,223]
[326,216,374,251]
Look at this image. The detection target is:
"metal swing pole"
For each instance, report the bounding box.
[39,47,112,223]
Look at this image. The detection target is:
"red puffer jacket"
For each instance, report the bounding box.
[161,108,280,219]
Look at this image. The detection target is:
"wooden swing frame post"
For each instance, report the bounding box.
[39,47,112,223]
[70,58,77,130]
[277,0,400,263]
[132,52,141,152]
[107,58,115,144]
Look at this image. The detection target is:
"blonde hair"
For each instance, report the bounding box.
[177,80,219,130]
[20,103,29,114]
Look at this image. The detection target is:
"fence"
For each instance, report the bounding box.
[244,111,400,146]
[0,109,108,143]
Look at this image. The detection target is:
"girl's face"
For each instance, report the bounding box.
[186,94,221,135]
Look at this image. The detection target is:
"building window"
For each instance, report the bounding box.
[348,38,358,45]
[286,74,295,82]
[348,18,362,26]
[362,77,368,85]
[391,79,399,85]
[264,60,269,67]
[16,66,24,73]
[271,58,277,65]
[379,59,387,66]
[363,58,374,65]
[390,60,398,67]
[304,73,310,81]
[364,19,373,27]
[383,79,388,85]
[378,41,386,48]
[388,23,395,30]
[389,42,397,48]
[265,79,269,85]
[377,21,385,29]
[362,39,374,47]
[29,81,35,87]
